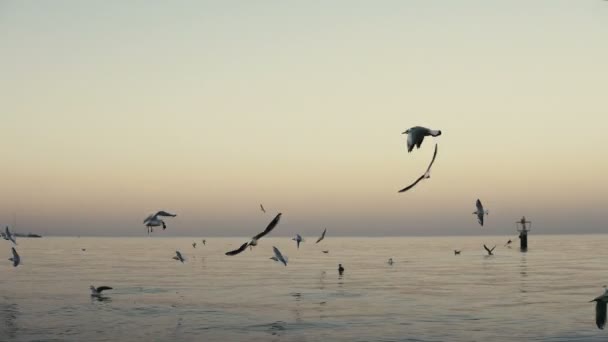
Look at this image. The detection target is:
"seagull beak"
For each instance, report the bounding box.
[401,131,408,134]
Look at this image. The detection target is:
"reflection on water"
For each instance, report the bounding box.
[0,302,19,340]
[1,236,608,341]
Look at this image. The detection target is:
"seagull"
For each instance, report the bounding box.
[398,143,438,193]
[402,126,442,153]
[260,204,266,213]
[292,234,303,249]
[591,286,608,329]
[192,242,197,248]
[202,239,206,245]
[225,242,249,256]
[8,247,20,267]
[387,258,394,265]
[322,250,329,254]
[338,264,344,275]
[473,199,489,226]
[225,213,282,256]
[173,250,185,263]
[272,246,288,266]
[504,239,512,247]
[143,210,177,232]
[454,250,461,255]
[4,226,17,245]
[82,248,86,252]
[316,228,327,244]
[90,285,113,297]
[249,213,282,247]
[483,244,496,256]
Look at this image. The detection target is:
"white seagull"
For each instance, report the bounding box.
[292,234,303,249]
[473,199,489,227]
[173,250,185,263]
[90,285,113,297]
[143,210,177,233]
[398,143,438,193]
[591,286,608,329]
[4,226,17,245]
[8,247,20,267]
[272,246,288,266]
[402,126,442,153]
[316,228,327,244]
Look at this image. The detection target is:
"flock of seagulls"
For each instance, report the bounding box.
[2,125,604,330]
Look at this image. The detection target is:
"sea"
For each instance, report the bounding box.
[1,235,607,342]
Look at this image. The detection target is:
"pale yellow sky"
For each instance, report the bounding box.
[1,1,607,236]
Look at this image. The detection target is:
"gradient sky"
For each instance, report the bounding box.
[1,1,607,236]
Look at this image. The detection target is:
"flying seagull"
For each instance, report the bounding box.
[292,234,303,249]
[402,126,442,153]
[143,210,177,232]
[454,250,461,255]
[473,199,489,227]
[225,213,282,256]
[272,246,288,266]
[398,143,438,193]
[260,204,266,213]
[4,226,17,245]
[249,213,282,247]
[591,286,608,329]
[90,285,113,297]
[225,242,249,256]
[173,250,185,263]
[316,228,327,244]
[8,247,20,267]
[483,244,496,256]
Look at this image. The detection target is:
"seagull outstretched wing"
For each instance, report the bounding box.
[225,242,249,256]
[398,144,438,193]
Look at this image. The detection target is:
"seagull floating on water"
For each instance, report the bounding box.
[398,143,438,193]
[90,285,113,297]
[143,210,177,233]
[173,251,185,263]
[473,199,488,227]
[387,258,394,265]
[483,244,496,256]
[292,234,303,249]
[4,226,17,245]
[8,247,20,267]
[402,126,442,153]
[316,228,327,244]
[272,246,288,266]
[454,250,461,255]
[591,286,608,329]
[322,250,329,254]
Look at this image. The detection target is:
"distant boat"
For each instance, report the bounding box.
[11,214,42,238]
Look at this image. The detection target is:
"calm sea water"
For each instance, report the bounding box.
[1,235,607,342]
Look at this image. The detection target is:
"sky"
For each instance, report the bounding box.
[1,1,607,237]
